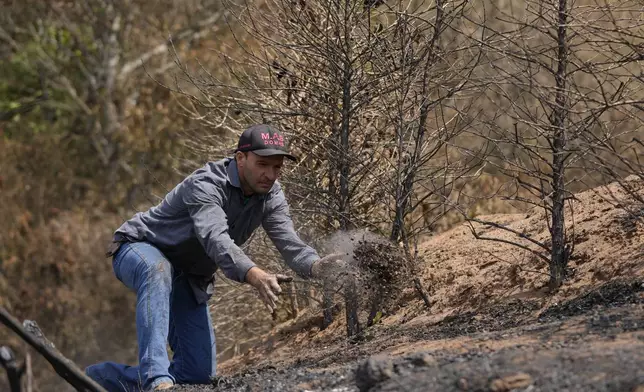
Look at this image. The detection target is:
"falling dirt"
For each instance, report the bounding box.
[345,235,409,330]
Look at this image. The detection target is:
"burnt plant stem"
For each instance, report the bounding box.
[366,294,384,327]
[345,277,361,337]
[0,346,24,392]
[338,57,352,230]
[322,283,335,330]
[0,307,106,392]
[289,281,299,318]
[414,277,432,308]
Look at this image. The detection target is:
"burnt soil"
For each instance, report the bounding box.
[173,279,644,392]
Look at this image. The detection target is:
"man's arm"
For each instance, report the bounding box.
[184,178,292,312]
[183,178,256,282]
[262,187,320,277]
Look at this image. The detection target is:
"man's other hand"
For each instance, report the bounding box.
[245,267,293,313]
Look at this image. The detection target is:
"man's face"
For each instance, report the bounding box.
[236,151,284,194]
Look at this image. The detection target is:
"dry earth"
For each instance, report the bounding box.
[169,179,644,392]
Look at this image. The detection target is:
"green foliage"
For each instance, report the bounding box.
[0,31,82,138]
[371,311,383,325]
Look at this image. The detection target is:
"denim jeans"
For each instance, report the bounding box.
[85,242,217,391]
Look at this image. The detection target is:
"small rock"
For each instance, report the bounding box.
[410,353,436,367]
[297,382,314,390]
[457,377,469,390]
[632,386,644,392]
[355,355,394,392]
[489,372,533,392]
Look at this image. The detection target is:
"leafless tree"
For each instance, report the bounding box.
[377,0,485,313]
[169,0,482,337]
[455,0,644,289]
[576,3,644,222]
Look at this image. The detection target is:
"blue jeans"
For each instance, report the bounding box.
[85,242,217,391]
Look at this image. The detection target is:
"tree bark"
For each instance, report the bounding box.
[549,0,569,290]
[345,278,361,337]
[321,283,335,330]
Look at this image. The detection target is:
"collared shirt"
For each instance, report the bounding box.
[113,157,319,303]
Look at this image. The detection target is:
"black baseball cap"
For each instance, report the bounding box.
[235,124,297,161]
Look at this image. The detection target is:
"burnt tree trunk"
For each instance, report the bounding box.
[549,0,570,290]
[345,277,361,337]
[0,346,24,392]
[322,283,335,330]
[289,281,299,318]
[390,0,441,243]
[338,18,360,336]
[338,58,352,231]
[390,0,443,309]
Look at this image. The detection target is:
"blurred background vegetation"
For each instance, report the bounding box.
[1,0,642,390]
[0,0,232,388]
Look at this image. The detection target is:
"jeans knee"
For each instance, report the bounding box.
[85,363,103,383]
[147,259,173,288]
[85,365,95,379]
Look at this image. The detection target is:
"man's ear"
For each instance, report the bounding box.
[235,151,246,162]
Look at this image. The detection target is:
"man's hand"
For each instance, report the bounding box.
[245,267,293,313]
[310,253,352,283]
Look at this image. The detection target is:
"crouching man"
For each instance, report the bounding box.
[85,124,343,391]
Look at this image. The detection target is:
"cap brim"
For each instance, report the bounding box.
[252,149,298,162]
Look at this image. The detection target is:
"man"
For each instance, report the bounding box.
[85,124,343,391]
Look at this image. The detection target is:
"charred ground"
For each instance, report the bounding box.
[173,279,643,392]
[173,182,643,392]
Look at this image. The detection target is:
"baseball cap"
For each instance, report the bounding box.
[235,124,297,161]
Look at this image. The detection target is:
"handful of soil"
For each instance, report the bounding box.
[354,240,407,286]
[318,229,411,334]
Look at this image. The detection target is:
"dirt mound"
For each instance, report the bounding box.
[539,279,644,321]
[414,176,644,319]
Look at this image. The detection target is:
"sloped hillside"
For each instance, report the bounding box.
[177,178,644,392]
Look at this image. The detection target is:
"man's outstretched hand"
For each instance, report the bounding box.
[245,267,293,313]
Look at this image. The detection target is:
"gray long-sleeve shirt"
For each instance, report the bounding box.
[113,157,319,303]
